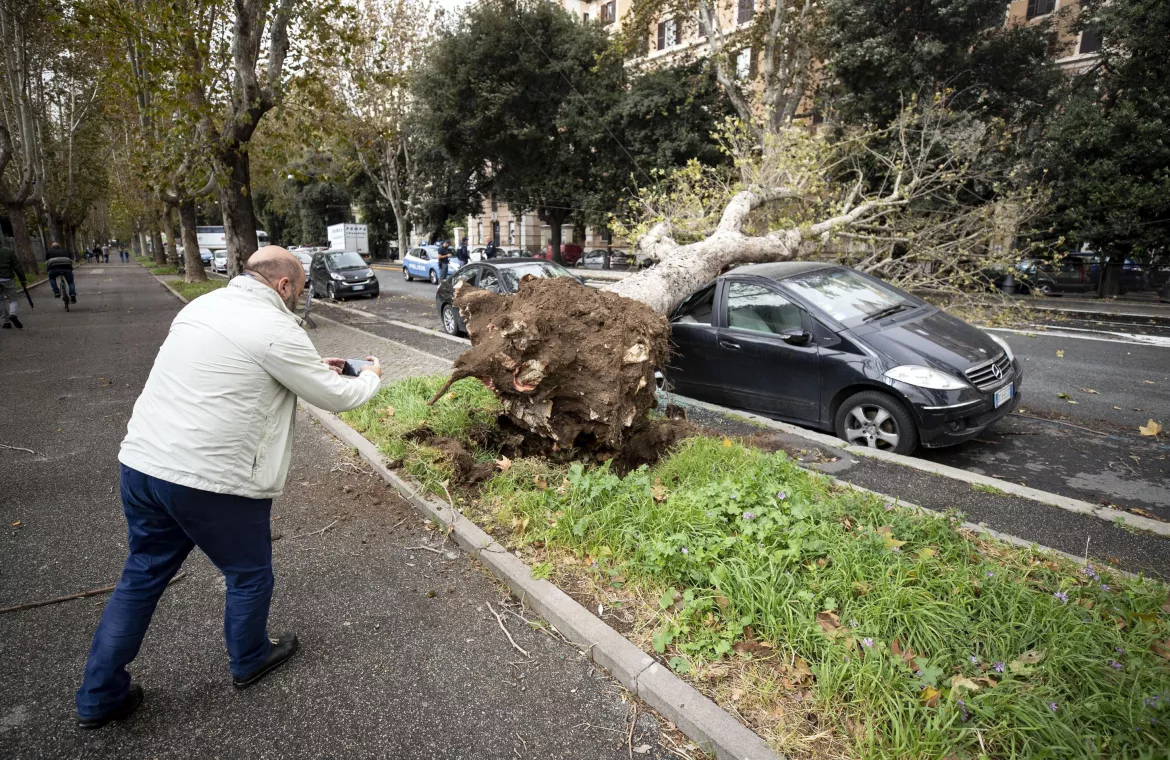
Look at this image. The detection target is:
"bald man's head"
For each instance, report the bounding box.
[245,246,304,311]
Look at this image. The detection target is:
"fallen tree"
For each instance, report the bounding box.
[433,104,1039,454]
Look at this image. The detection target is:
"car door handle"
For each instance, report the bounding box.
[719,339,741,350]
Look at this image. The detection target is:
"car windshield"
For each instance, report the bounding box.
[326,251,366,269]
[782,268,917,326]
[498,261,575,288]
[294,253,312,265]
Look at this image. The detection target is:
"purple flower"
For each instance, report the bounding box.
[849,619,859,628]
[1115,647,1125,655]
[891,546,901,552]
[986,571,995,578]
[993,662,1006,673]
[884,503,895,512]
[742,511,756,521]
[680,547,688,555]
[957,699,970,722]
[861,637,874,648]
[1054,591,1069,604]
[1101,585,1111,592]
[1048,702,1059,712]
[1110,660,1123,670]
[776,490,788,501]
[969,655,979,664]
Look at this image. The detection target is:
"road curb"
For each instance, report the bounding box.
[300,401,784,760]
[670,394,1170,538]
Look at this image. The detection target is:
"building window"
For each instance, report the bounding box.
[656,18,679,50]
[1079,26,1102,54]
[490,195,498,213]
[736,48,751,79]
[1026,0,1056,20]
[492,221,500,244]
[697,12,708,38]
[477,222,482,244]
[601,1,615,25]
[508,221,516,245]
[737,0,754,25]
[583,11,589,23]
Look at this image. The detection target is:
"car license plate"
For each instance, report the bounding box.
[994,383,1013,408]
[352,284,365,291]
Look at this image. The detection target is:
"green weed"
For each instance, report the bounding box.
[150,266,179,275]
[354,376,1170,759]
[169,279,226,301]
[971,482,1005,496]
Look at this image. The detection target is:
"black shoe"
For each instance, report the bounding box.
[53,291,61,299]
[1,321,9,329]
[9,315,22,328]
[70,295,76,304]
[233,631,298,690]
[77,683,144,730]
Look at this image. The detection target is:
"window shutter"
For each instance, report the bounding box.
[657,21,666,50]
[738,0,754,25]
[697,12,708,38]
[1079,26,1102,54]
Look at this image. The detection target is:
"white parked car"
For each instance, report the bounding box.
[212,250,228,274]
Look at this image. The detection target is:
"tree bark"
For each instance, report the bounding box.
[163,206,180,267]
[150,225,166,266]
[218,147,258,277]
[178,199,208,283]
[540,207,569,265]
[5,202,36,272]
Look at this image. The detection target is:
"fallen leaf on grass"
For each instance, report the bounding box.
[1139,420,1163,436]
[917,548,936,560]
[919,686,941,708]
[1129,507,1156,518]
[382,406,395,417]
[722,437,733,448]
[533,475,548,489]
[650,482,669,503]
[950,675,983,693]
[816,610,844,637]
[495,456,512,472]
[1152,640,1170,661]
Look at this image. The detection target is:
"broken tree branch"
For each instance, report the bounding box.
[290,519,339,540]
[487,601,530,658]
[0,572,187,615]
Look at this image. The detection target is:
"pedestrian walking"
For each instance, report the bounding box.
[102,243,111,263]
[84,248,93,263]
[0,243,27,329]
[75,246,383,730]
[436,240,452,283]
[456,239,470,266]
[484,240,497,259]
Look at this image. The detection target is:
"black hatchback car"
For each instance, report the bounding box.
[309,250,379,301]
[666,262,1023,454]
[435,258,580,335]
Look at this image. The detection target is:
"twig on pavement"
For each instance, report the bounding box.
[390,516,409,531]
[0,572,187,615]
[404,545,443,554]
[487,602,530,658]
[1009,412,1109,437]
[0,443,37,455]
[626,702,637,759]
[290,519,339,540]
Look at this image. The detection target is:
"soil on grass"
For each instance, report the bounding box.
[435,277,670,458]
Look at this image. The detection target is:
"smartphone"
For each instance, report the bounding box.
[342,358,374,376]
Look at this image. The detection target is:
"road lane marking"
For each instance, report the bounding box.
[985,326,1170,349]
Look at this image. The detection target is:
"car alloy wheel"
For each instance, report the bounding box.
[442,304,459,335]
[835,390,919,455]
[1035,283,1052,296]
[403,267,413,281]
[328,282,338,301]
[429,269,439,285]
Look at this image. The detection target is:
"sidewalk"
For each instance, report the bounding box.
[1011,294,1170,323]
[0,264,670,759]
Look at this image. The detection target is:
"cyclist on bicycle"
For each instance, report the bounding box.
[0,242,27,329]
[46,243,77,304]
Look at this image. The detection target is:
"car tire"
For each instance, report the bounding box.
[441,304,461,336]
[834,390,919,455]
[403,267,413,281]
[327,282,338,301]
[1035,283,1052,297]
[429,269,439,285]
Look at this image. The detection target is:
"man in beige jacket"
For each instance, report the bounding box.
[76,247,382,728]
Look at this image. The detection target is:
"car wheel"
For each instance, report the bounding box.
[429,269,439,285]
[327,282,338,301]
[835,391,919,455]
[403,267,413,281]
[441,304,461,335]
[1035,283,1052,297]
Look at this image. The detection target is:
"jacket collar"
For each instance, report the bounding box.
[228,275,306,327]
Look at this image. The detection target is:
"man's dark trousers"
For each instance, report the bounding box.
[48,267,75,298]
[76,465,274,719]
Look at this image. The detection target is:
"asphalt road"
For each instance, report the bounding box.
[313,285,1170,520]
[0,264,670,759]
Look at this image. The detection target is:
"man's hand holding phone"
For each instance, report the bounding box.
[338,356,382,378]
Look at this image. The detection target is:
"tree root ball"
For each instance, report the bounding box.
[434,277,670,455]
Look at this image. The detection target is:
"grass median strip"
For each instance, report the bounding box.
[167,279,225,301]
[343,375,1170,759]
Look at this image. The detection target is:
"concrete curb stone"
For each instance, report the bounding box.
[300,401,784,760]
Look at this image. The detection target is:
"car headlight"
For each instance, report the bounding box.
[330,273,344,281]
[884,365,968,390]
[987,333,1014,362]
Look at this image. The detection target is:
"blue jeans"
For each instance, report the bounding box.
[48,267,75,297]
[76,465,274,719]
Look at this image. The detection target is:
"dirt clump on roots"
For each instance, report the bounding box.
[430,276,680,463]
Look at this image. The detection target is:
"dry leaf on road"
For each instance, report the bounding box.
[1056,350,1065,358]
[1139,420,1163,436]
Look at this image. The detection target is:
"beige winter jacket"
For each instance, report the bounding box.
[119,276,380,498]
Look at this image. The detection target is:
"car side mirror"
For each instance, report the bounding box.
[781,328,812,346]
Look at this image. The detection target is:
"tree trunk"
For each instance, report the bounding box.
[178,199,208,283]
[1098,252,1125,297]
[540,208,569,265]
[151,226,167,266]
[393,206,410,264]
[163,206,180,267]
[5,202,36,273]
[218,147,259,277]
[44,210,64,247]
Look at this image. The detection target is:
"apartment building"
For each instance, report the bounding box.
[1006,0,1100,73]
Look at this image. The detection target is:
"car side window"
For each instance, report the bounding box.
[454,266,478,285]
[726,282,803,335]
[674,284,715,325]
[479,268,503,293]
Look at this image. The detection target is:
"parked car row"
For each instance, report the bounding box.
[576,249,654,271]
[988,254,1153,295]
[436,259,1023,456]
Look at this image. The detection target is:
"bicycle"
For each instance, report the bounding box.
[55,272,70,312]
